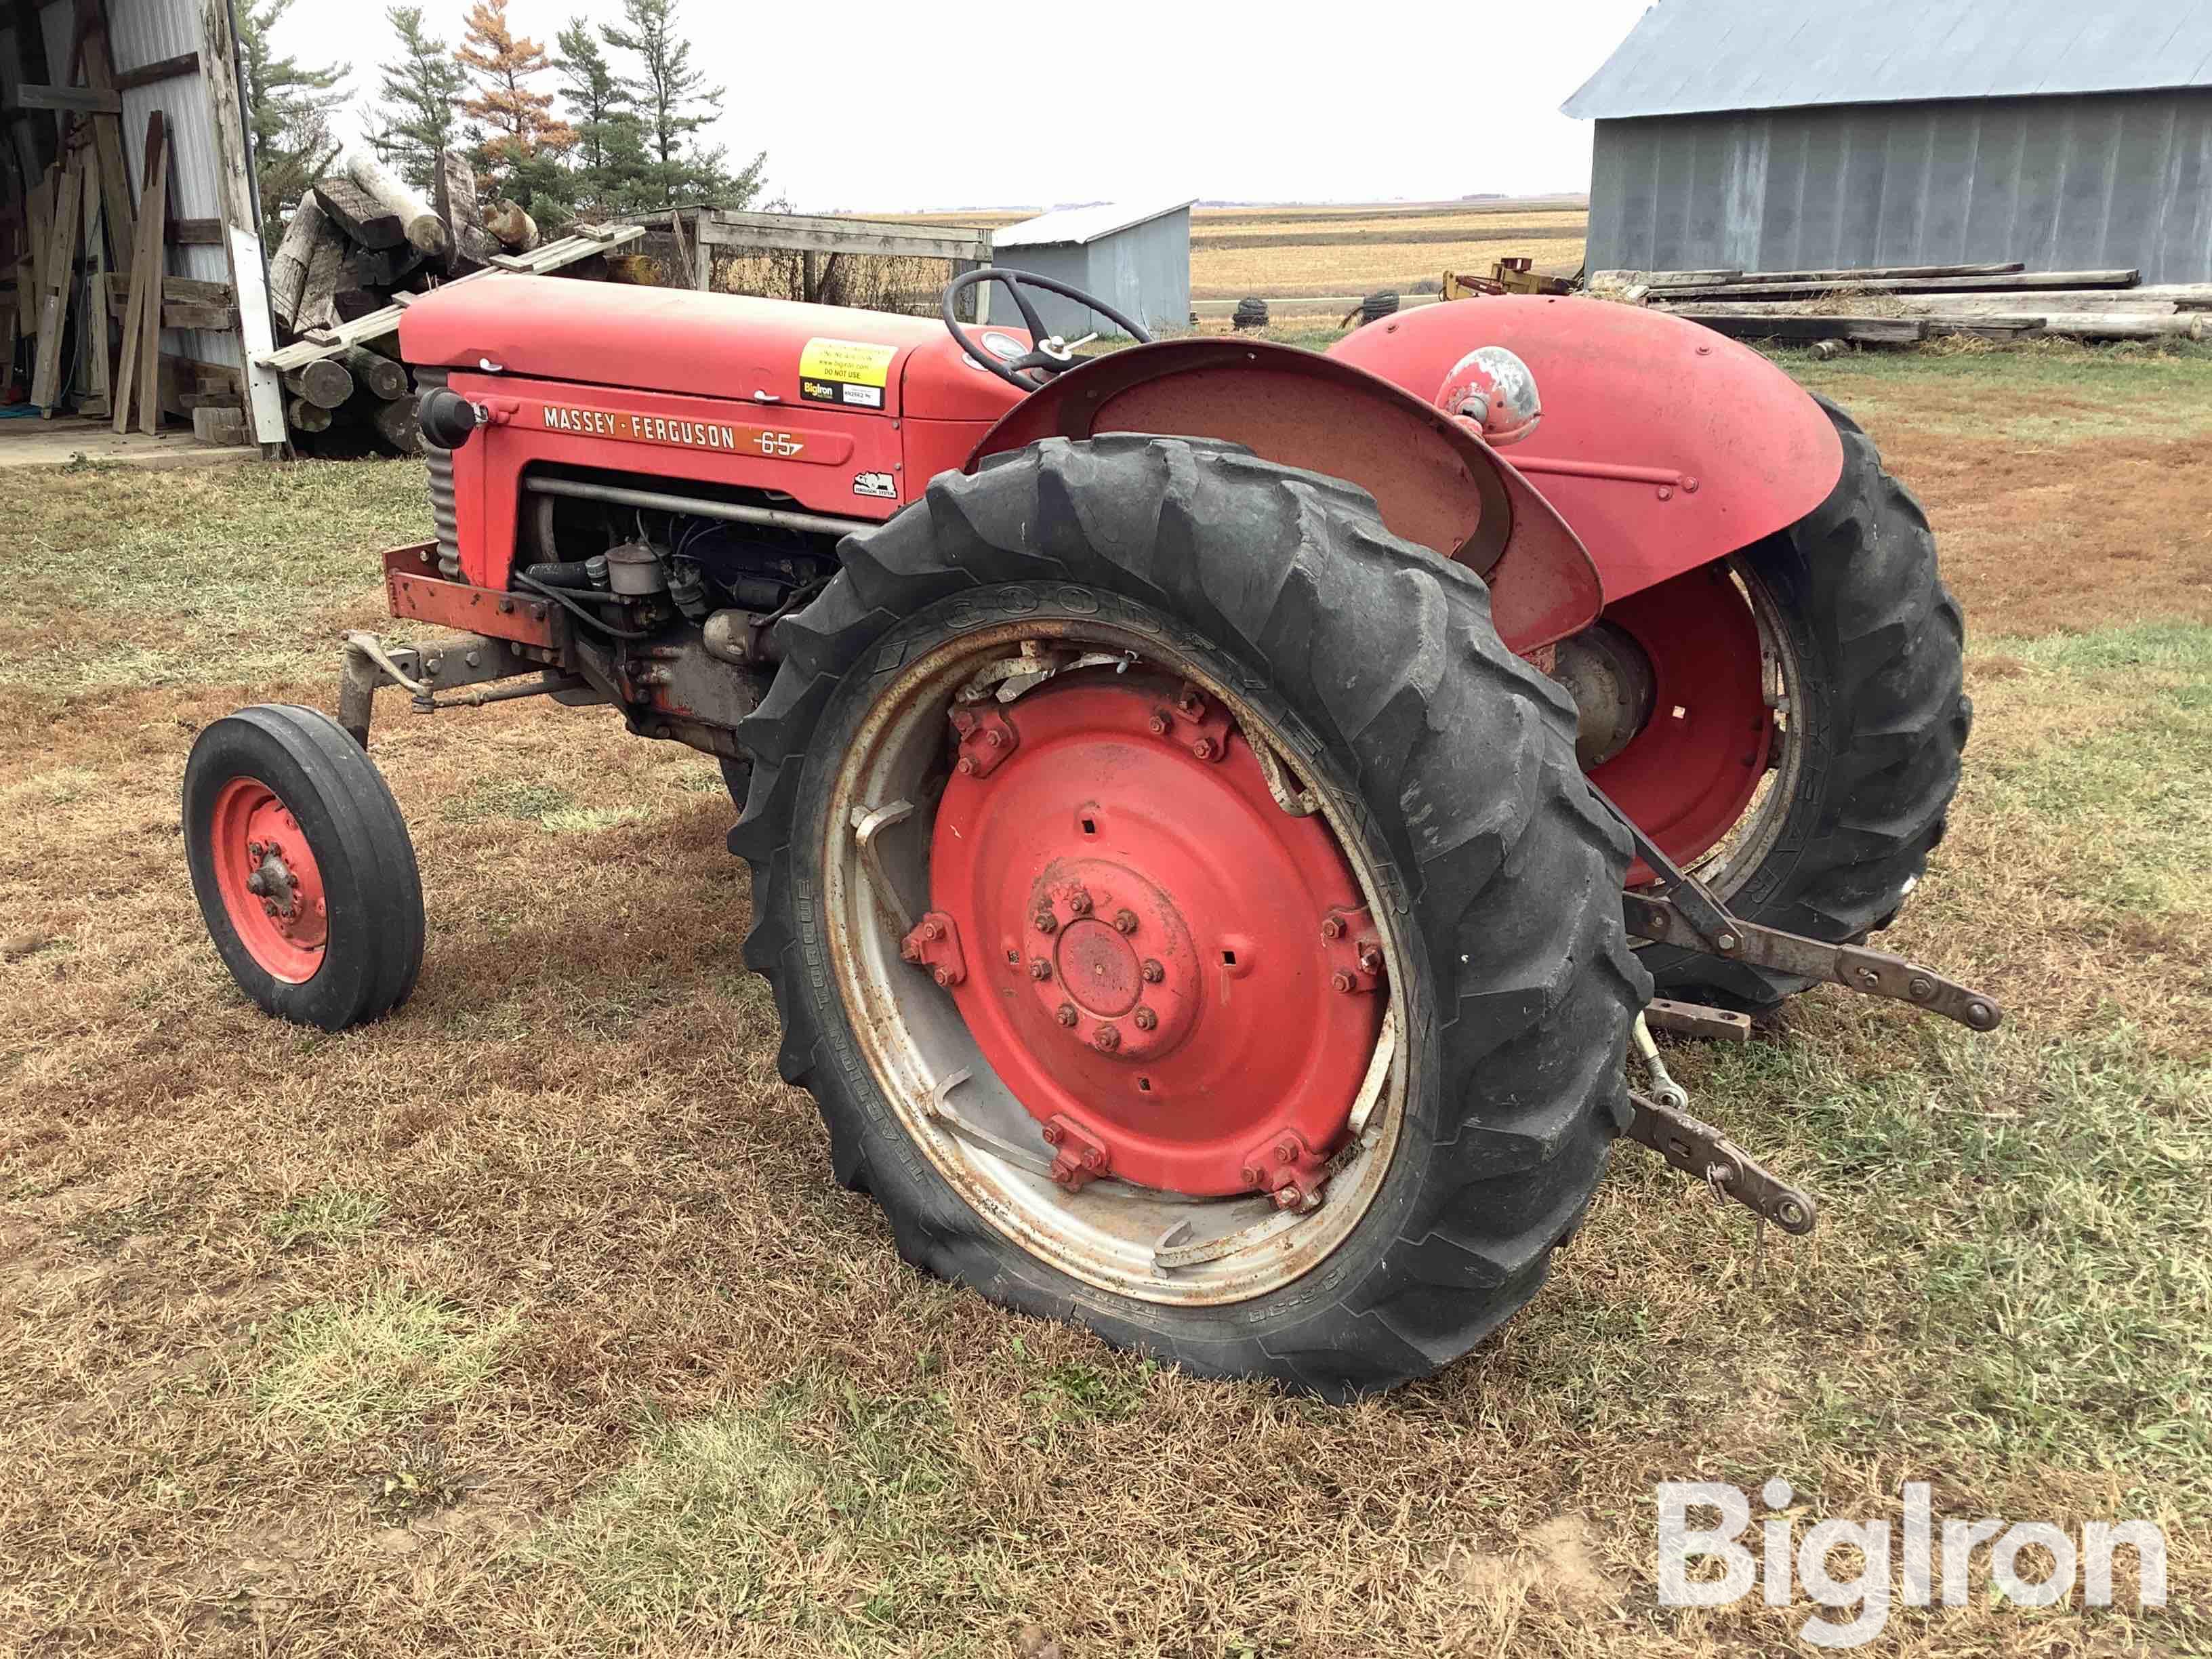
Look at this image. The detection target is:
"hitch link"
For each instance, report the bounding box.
[1626,1090,1817,1235]
[1622,895,2001,1032]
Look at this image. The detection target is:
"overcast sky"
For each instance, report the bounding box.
[273,0,1654,211]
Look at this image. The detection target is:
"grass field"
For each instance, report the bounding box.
[3,339,2208,1656]
[876,199,1591,302]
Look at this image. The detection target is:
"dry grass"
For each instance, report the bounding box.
[1,350,2208,1656]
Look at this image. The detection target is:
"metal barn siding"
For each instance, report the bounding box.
[1586,89,2212,283]
[993,202,1193,339]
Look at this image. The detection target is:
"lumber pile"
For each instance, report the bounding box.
[267,146,552,455]
[1591,262,2211,347]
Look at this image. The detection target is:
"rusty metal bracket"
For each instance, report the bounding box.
[1623,893,2002,1032]
[899,911,968,987]
[1626,1090,1818,1235]
[1644,998,1754,1042]
[337,630,576,747]
[949,703,1019,778]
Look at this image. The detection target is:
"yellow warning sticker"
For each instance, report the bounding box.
[798,337,899,411]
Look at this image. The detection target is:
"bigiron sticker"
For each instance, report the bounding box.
[853,471,897,499]
[799,337,897,410]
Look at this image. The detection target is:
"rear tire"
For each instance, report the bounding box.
[1645,397,1971,1011]
[184,705,424,1032]
[733,435,1647,1397]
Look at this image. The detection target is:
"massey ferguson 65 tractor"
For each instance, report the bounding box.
[184,264,1995,1395]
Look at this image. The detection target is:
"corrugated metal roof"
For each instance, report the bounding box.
[1564,0,2212,120]
[994,197,1195,249]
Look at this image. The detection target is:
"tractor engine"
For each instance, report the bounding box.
[390,279,1029,759]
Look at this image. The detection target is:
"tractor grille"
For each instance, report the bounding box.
[415,367,462,577]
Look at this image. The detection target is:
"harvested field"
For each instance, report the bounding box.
[869,199,1590,301]
[2,344,2207,1656]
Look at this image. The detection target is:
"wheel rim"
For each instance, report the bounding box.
[208,776,329,983]
[1586,559,1803,891]
[821,619,1408,1307]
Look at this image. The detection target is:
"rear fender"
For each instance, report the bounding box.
[1326,297,1844,606]
[966,339,1603,653]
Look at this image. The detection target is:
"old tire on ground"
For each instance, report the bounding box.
[1641,396,1970,1010]
[184,704,424,1031]
[732,434,1646,1397]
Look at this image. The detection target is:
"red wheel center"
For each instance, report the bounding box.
[209,777,329,984]
[927,670,1383,1199]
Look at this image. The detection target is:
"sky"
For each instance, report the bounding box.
[272,0,1656,212]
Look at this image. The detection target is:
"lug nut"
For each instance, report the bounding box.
[1067,890,1092,916]
[1276,1143,1296,1164]
[1042,1122,1064,1145]
[985,730,1005,748]
[1093,1025,1120,1052]
[1140,959,1164,983]
[1133,1006,1157,1031]
[1190,738,1216,760]
[1272,1188,1302,1211]
[1321,916,1344,940]
[956,757,976,775]
[1331,970,1356,994]
[1081,1147,1105,1171]
[1033,912,1057,935]
[922,919,943,941]
[1241,1163,1265,1187]
[1113,909,1138,935]
[1056,1004,1078,1027]
[1357,943,1382,976]
[933,968,953,987]
[1029,958,1052,981]
[262,900,279,917]
[1148,712,1171,735]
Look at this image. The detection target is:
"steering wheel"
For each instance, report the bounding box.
[943,267,1155,390]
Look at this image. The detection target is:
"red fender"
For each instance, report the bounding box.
[1327,297,1844,606]
[966,339,1604,653]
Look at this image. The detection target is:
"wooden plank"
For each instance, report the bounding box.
[77,23,137,283]
[111,51,199,94]
[693,209,991,262]
[12,84,121,113]
[254,225,646,370]
[1723,261,2024,285]
[1662,270,2142,302]
[30,159,86,413]
[106,275,233,313]
[434,146,495,271]
[168,217,222,245]
[1681,313,1927,344]
[134,112,170,434]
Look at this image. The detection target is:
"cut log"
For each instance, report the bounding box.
[485,199,539,253]
[287,393,333,434]
[342,150,451,262]
[284,357,354,409]
[435,148,496,272]
[268,193,331,333]
[1681,313,1927,345]
[2032,311,2207,342]
[313,178,405,251]
[343,344,409,401]
[333,286,386,323]
[295,230,346,335]
[341,243,424,292]
[373,394,422,455]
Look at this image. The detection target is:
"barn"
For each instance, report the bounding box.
[991,197,1194,340]
[1566,0,2212,283]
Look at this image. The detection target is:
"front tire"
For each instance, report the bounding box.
[184,705,424,1031]
[733,436,1647,1397]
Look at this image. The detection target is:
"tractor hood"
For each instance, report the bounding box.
[397,276,1026,423]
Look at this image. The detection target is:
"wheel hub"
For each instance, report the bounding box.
[924,669,1383,1199]
[209,777,329,983]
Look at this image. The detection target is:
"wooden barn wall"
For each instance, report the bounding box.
[1586,89,2212,283]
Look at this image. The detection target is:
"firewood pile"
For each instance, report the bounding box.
[268,147,551,455]
[1589,263,2212,348]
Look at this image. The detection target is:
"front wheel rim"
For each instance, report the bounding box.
[819,615,1410,1307]
[208,776,329,984]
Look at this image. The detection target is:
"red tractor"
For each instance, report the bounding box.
[185,266,1994,1396]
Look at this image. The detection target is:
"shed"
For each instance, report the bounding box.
[1565,0,2212,283]
[991,197,1194,339]
[3,0,283,453]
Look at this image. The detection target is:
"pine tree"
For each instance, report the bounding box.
[554,18,648,213]
[458,0,577,179]
[234,0,348,240]
[370,5,468,191]
[599,0,762,209]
